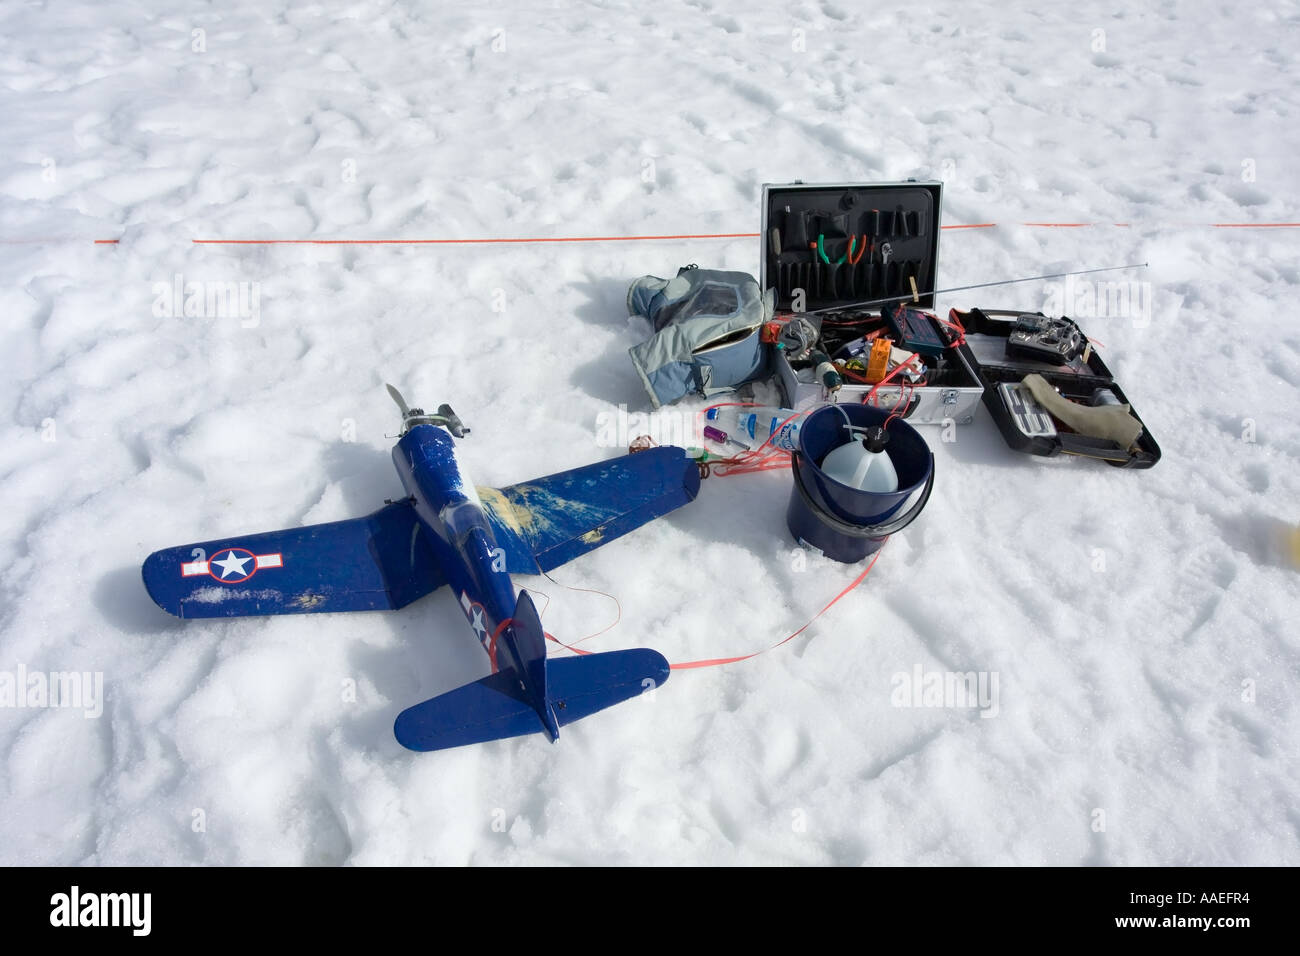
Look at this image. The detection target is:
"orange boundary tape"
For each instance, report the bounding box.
[76,221,1300,244]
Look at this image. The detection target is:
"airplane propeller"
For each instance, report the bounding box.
[386,384,470,438]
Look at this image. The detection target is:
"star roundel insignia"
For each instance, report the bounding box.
[209,548,257,583]
[182,548,285,584]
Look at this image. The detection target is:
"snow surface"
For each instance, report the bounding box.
[1,0,1298,865]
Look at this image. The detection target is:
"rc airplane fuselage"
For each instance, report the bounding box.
[142,395,700,751]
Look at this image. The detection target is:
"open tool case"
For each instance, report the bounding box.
[761,181,984,424]
[952,307,1162,467]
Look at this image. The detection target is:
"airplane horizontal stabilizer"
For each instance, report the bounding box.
[393,670,542,752]
[548,649,668,727]
[392,647,669,752]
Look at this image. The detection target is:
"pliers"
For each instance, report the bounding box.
[846,235,870,265]
[814,234,845,265]
[815,234,871,265]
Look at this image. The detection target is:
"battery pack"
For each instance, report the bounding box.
[883,304,947,356]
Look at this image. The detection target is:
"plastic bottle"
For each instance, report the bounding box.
[705,406,804,451]
[821,426,899,493]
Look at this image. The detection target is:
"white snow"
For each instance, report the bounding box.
[1,0,1297,865]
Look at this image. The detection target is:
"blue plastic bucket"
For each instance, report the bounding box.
[786,403,934,563]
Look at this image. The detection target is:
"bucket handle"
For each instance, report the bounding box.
[790,452,935,538]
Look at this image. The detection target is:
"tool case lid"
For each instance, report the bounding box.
[760,181,943,314]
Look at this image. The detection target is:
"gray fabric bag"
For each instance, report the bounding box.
[626,265,774,408]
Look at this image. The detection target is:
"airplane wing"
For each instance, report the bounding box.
[142,499,443,618]
[476,445,701,575]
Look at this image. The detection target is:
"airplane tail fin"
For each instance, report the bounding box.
[392,590,669,752]
[509,590,558,740]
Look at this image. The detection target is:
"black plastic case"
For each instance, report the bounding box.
[952,307,1162,468]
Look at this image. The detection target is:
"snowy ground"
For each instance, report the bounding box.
[1,0,1297,865]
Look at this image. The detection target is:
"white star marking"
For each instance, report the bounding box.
[470,607,487,637]
[212,551,253,579]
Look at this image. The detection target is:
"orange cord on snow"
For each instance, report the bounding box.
[527,403,888,670]
[542,545,886,670]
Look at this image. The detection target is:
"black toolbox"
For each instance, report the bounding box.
[760,181,985,424]
[951,307,1162,468]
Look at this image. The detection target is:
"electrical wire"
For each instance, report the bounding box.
[529,569,623,649]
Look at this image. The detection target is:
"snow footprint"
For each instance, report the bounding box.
[1171,546,1237,642]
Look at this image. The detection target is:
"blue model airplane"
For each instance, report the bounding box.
[142,387,700,752]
